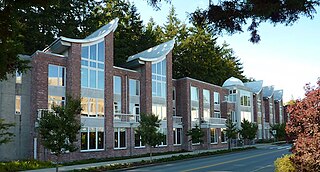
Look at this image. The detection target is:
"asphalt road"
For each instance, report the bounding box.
[125,144,291,172]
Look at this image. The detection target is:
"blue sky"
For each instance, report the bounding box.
[131,0,320,102]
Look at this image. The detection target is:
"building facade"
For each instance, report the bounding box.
[0,19,286,161]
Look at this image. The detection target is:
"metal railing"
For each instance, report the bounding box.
[114,114,140,123]
[208,117,226,125]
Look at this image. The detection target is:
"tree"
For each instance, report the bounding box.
[286,78,320,171]
[239,119,258,145]
[186,124,204,146]
[136,113,164,161]
[225,116,237,150]
[0,118,15,145]
[38,96,81,172]
[270,123,286,141]
[146,0,320,43]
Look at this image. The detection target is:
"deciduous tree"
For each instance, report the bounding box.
[38,96,81,172]
[286,78,320,171]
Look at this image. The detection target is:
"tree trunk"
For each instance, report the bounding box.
[228,139,231,150]
[56,154,60,172]
[149,146,153,162]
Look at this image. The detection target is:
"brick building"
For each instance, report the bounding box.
[0,18,286,161]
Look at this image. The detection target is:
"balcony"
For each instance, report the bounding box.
[200,117,227,128]
[114,113,140,128]
[173,116,182,128]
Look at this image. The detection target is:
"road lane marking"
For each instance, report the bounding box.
[181,149,285,172]
[250,164,273,172]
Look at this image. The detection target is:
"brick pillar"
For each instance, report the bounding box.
[105,32,115,151]
[166,51,174,150]
[67,43,81,98]
[140,62,152,114]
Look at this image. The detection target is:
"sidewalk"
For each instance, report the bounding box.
[25,145,264,172]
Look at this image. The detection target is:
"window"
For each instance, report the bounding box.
[191,86,199,101]
[173,128,182,145]
[203,89,210,121]
[210,128,218,144]
[213,111,221,118]
[152,104,167,120]
[221,128,227,143]
[228,90,237,102]
[241,111,252,122]
[114,128,126,149]
[81,127,104,151]
[16,71,22,84]
[15,95,21,114]
[134,131,145,148]
[191,106,199,122]
[48,65,65,86]
[240,91,251,106]
[230,111,236,123]
[159,128,167,146]
[81,41,105,89]
[81,97,104,117]
[114,76,121,114]
[48,96,65,109]
[214,92,220,104]
[129,79,140,96]
[152,59,166,98]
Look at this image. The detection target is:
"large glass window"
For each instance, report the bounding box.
[191,86,199,101]
[129,79,140,96]
[152,59,166,98]
[48,96,65,109]
[113,76,121,114]
[210,128,218,144]
[203,89,210,120]
[134,131,145,148]
[214,92,220,104]
[228,90,237,102]
[191,86,199,122]
[241,111,252,122]
[152,104,167,120]
[173,128,182,145]
[240,91,251,106]
[15,95,21,114]
[81,41,105,89]
[114,128,126,149]
[221,128,227,143]
[48,64,65,86]
[16,71,22,84]
[159,128,167,146]
[81,97,104,117]
[81,127,104,151]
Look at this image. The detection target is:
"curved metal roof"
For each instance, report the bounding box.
[274,90,283,101]
[222,77,244,87]
[244,80,263,94]
[126,40,175,63]
[60,18,119,44]
[262,86,275,98]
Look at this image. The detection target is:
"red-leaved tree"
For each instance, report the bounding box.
[286,78,320,171]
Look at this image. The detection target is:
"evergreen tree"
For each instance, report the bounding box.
[136,113,164,161]
[186,124,204,145]
[225,116,237,150]
[239,119,258,145]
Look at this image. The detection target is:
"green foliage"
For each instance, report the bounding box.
[270,123,286,141]
[0,160,54,171]
[38,96,81,157]
[186,124,204,144]
[225,116,238,150]
[286,78,320,171]
[274,154,295,172]
[136,113,164,148]
[0,118,15,145]
[239,119,258,140]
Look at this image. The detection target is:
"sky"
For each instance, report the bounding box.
[131,0,320,102]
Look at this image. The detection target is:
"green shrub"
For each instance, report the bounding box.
[274,154,295,172]
[0,160,54,171]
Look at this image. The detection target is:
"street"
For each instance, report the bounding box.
[125,144,291,172]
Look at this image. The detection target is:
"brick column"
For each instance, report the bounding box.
[140,62,152,114]
[166,51,174,150]
[67,43,81,98]
[105,32,115,151]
